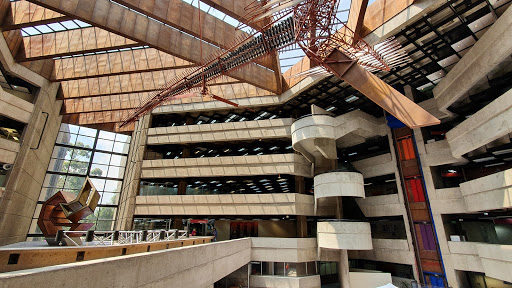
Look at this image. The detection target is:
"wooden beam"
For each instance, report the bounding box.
[325,49,440,128]
[62,111,135,132]
[2,1,70,30]
[200,0,263,29]
[19,27,140,61]
[110,0,273,70]
[59,70,240,99]
[61,82,274,113]
[346,0,369,38]
[53,47,194,81]
[26,0,278,93]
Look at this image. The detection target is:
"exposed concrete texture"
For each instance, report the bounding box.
[116,115,149,230]
[0,238,251,288]
[135,193,315,216]
[353,153,395,178]
[0,85,34,124]
[250,275,321,288]
[434,4,512,111]
[355,194,405,217]
[446,89,512,158]
[0,138,20,164]
[349,271,393,288]
[459,168,512,212]
[147,118,292,145]
[422,139,467,166]
[447,241,484,273]
[349,238,415,265]
[291,111,387,164]
[477,243,512,283]
[141,154,312,178]
[0,29,62,246]
[154,95,280,114]
[251,237,317,263]
[317,222,372,250]
[314,172,365,201]
[430,188,467,214]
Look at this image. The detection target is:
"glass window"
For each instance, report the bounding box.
[96,139,114,152]
[29,124,131,239]
[99,130,116,140]
[113,141,130,154]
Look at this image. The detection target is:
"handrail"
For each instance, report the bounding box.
[31,111,49,150]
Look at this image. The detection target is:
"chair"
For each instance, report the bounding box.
[60,177,100,223]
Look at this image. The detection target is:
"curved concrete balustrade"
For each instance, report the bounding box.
[317,221,372,250]
[291,111,387,161]
[314,172,365,201]
[355,194,405,217]
[291,114,337,160]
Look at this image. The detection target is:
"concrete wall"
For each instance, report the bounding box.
[314,172,365,200]
[116,115,150,230]
[135,193,315,216]
[355,193,405,217]
[0,238,252,288]
[251,238,317,263]
[250,275,321,288]
[349,271,393,288]
[459,168,512,212]
[349,238,415,265]
[147,118,292,145]
[0,85,34,124]
[353,153,395,178]
[446,89,512,158]
[0,137,19,164]
[0,30,62,246]
[317,222,373,250]
[141,154,312,178]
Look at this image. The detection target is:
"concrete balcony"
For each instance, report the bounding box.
[353,153,395,178]
[314,171,365,201]
[459,168,512,212]
[250,275,321,288]
[317,221,372,250]
[422,139,466,166]
[446,89,512,158]
[141,154,312,178]
[0,86,34,124]
[147,118,292,145]
[349,238,415,265]
[135,193,315,216]
[355,194,405,217]
[0,137,20,164]
[448,241,512,283]
[251,237,317,263]
[429,188,468,214]
[291,111,387,161]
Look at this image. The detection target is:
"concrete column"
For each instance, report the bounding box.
[296,215,307,238]
[339,249,351,288]
[178,181,187,195]
[295,176,305,194]
[173,217,184,230]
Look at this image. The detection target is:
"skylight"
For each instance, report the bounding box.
[20,19,92,37]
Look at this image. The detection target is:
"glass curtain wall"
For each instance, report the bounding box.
[27,124,131,240]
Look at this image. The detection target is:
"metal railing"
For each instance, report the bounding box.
[57,229,190,246]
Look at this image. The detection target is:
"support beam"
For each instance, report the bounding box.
[110,0,273,70]
[346,0,369,39]
[26,0,278,93]
[200,0,264,29]
[19,27,140,61]
[59,70,239,98]
[53,47,194,81]
[62,110,135,132]
[325,50,440,128]
[1,1,70,30]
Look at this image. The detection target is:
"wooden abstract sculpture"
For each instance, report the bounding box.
[37,177,100,245]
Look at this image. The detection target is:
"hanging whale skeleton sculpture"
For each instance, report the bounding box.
[119,0,440,128]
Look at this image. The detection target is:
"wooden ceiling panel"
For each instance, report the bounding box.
[2,0,70,30]
[53,47,195,81]
[26,0,279,93]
